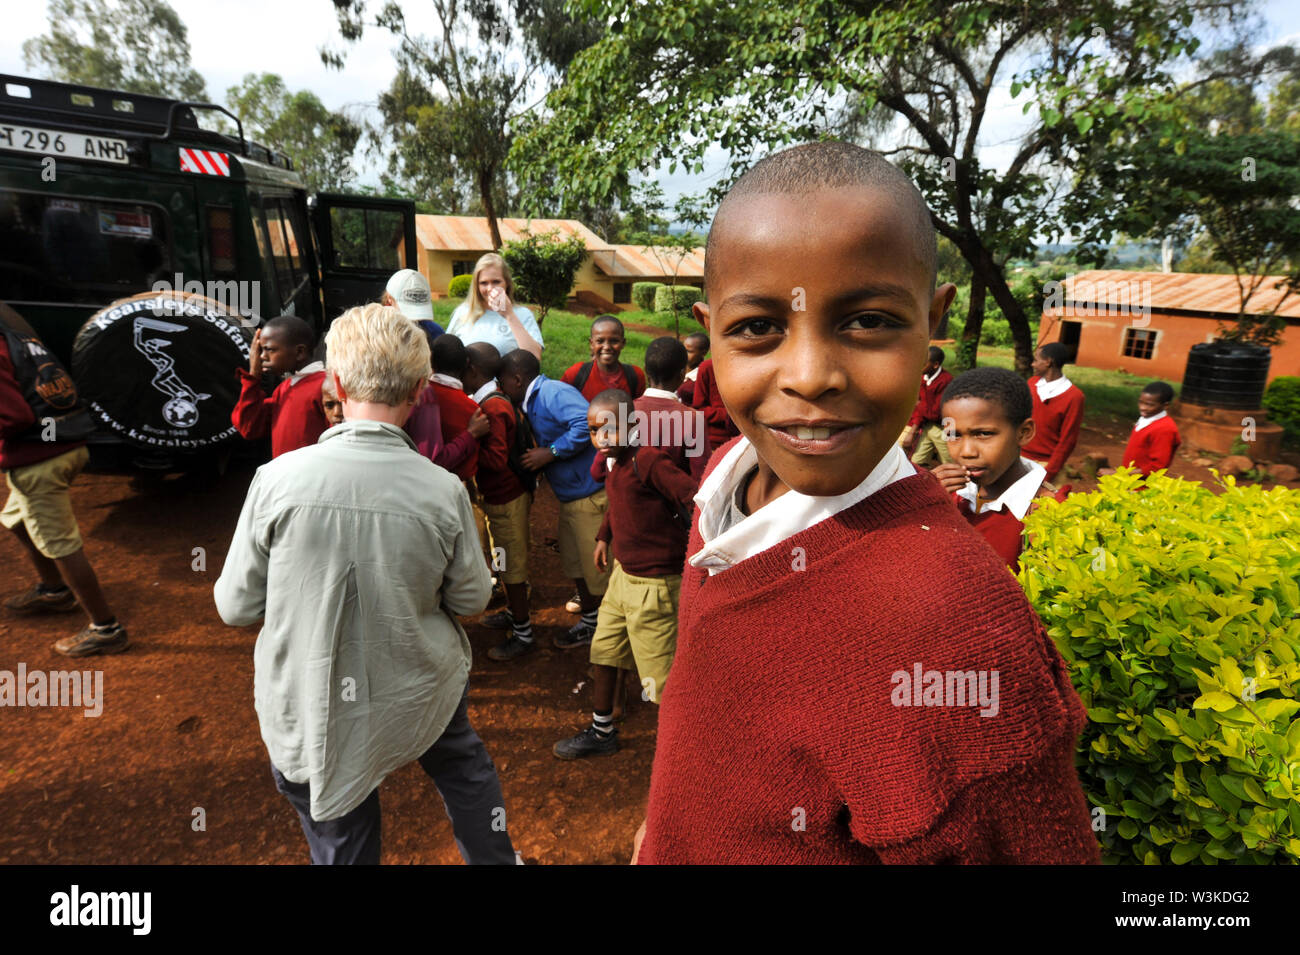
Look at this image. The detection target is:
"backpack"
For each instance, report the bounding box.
[0,314,96,444]
[630,447,693,532]
[484,390,538,493]
[572,361,644,399]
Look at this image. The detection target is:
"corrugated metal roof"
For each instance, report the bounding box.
[415,215,613,252]
[589,244,706,279]
[1048,270,1300,318]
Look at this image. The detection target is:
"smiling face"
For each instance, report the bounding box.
[589,320,625,369]
[695,187,954,502]
[1137,391,1166,418]
[942,396,1035,496]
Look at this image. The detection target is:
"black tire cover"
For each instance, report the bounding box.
[71,292,255,450]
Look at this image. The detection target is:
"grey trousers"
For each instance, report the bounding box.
[271,686,517,865]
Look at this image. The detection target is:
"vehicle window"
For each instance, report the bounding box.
[329,206,404,272]
[0,188,171,305]
[263,199,297,307]
[275,199,309,288]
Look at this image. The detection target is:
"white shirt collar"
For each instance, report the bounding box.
[290,360,325,385]
[955,457,1046,520]
[1134,409,1167,432]
[432,372,463,390]
[689,440,915,575]
[471,379,499,404]
[642,387,680,402]
[923,367,943,386]
[1035,375,1073,401]
[522,375,544,413]
[685,367,699,382]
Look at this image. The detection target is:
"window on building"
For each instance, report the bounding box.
[452,259,476,276]
[613,282,631,304]
[1122,327,1157,360]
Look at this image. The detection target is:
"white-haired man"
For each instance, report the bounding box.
[214,303,515,865]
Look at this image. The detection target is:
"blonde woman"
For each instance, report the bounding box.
[445,253,544,359]
[215,303,516,865]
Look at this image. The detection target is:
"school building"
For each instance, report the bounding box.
[413,215,705,313]
[1036,270,1300,385]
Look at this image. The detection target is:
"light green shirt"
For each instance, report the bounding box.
[214,420,491,821]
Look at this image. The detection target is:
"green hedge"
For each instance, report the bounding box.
[1021,469,1300,864]
[448,274,472,298]
[632,282,664,311]
[653,284,703,315]
[1263,376,1300,447]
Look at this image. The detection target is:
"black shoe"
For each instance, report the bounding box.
[54,621,129,657]
[555,620,594,649]
[488,633,536,661]
[481,610,514,630]
[553,726,619,760]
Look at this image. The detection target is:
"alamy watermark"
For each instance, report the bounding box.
[890,662,1000,717]
[0,663,103,717]
[590,406,707,458]
[150,273,260,327]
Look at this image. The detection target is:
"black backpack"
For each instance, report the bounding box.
[572,360,644,399]
[0,312,96,444]
[484,390,538,493]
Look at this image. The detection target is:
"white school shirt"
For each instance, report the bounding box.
[689,439,916,575]
[642,387,681,402]
[432,373,463,390]
[290,361,325,385]
[1133,409,1167,432]
[954,457,1047,521]
[923,367,943,386]
[1035,375,1074,402]
[471,379,498,404]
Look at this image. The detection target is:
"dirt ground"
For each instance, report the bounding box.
[0,423,1293,866]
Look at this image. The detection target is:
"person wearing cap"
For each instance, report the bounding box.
[384,269,445,341]
[445,254,543,360]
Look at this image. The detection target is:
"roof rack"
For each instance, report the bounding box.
[0,73,293,171]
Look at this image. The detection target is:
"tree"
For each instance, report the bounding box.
[511,0,1255,374]
[225,74,361,193]
[500,227,588,324]
[23,0,208,101]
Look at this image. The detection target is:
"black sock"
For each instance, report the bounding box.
[592,709,614,737]
[37,583,69,594]
[580,608,598,628]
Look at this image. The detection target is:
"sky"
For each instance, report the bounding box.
[2,0,1297,219]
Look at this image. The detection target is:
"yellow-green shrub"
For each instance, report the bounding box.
[1020,468,1300,864]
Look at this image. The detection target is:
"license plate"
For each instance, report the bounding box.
[0,123,129,165]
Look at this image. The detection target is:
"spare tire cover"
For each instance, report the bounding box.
[72,291,255,450]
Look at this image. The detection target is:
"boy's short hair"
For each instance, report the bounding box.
[928,346,946,365]
[466,341,501,379]
[263,315,315,350]
[324,304,429,406]
[705,141,937,291]
[500,348,540,382]
[644,336,688,384]
[590,387,633,414]
[1039,342,1072,370]
[684,332,709,350]
[431,334,468,376]
[1142,381,1175,404]
[591,314,624,337]
[941,367,1033,426]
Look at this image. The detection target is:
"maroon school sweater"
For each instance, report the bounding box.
[231,368,328,458]
[595,446,696,577]
[639,444,1099,865]
[1122,415,1181,477]
[634,392,707,485]
[907,368,954,429]
[690,360,739,454]
[1023,377,1085,478]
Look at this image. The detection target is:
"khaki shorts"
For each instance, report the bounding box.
[482,492,532,585]
[1,445,90,559]
[557,488,609,595]
[911,422,953,466]
[589,561,680,703]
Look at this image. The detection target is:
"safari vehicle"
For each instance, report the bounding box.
[0,72,417,462]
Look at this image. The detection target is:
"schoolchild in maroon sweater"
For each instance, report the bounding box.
[1120,382,1181,477]
[552,388,697,761]
[931,367,1065,571]
[689,357,739,456]
[636,337,708,485]
[1023,342,1086,483]
[676,332,709,406]
[231,316,329,458]
[561,315,646,402]
[633,141,1098,865]
[425,334,486,482]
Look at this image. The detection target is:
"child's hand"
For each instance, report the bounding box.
[931,463,971,494]
[249,329,263,376]
[898,426,915,447]
[594,539,609,572]
[466,408,490,438]
[631,818,647,865]
[520,446,555,470]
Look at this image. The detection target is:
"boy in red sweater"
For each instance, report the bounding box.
[638,337,708,484]
[900,345,954,466]
[1116,382,1181,478]
[231,316,329,457]
[561,315,646,401]
[634,141,1098,865]
[676,332,709,405]
[425,334,486,482]
[1023,342,1086,483]
[553,388,696,759]
[462,343,541,662]
[930,367,1062,571]
[689,357,739,457]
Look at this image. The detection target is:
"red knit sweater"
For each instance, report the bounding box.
[634,393,708,485]
[956,500,1025,570]
[640,447,1099,864]
[690,360,739,454]
[475,392,527,505]
[231,368,328,458]
[1023,377,1085,478]
[1122,415,1181,477]
[907,368,954,429]
[561,361,646,402]
[596,446,696,577]
[431,382,480,481]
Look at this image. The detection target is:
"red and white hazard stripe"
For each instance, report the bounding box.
[178,148,230,176]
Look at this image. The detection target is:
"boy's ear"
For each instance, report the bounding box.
[692,300,710,334]
[1018,416,1036,448]
[929,283,957,338]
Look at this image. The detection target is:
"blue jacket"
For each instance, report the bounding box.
[523,375,599,503]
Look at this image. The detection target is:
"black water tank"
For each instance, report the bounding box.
[1179,341,1272,410]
